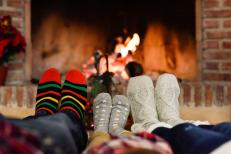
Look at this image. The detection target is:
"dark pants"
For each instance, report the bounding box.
[5,113,88,154]
[153,123,231,154]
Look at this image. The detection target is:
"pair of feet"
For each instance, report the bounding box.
[127,74,184,132]
[35,68,88,121]
[93,93,130,135]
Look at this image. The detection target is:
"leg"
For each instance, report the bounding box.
[12,112,87,153]
[153,123,230,154]
[127,75,171,133]
[155,73,184,126]
[35,68,61,116]
[109,95,131,135]
[59,69,88,122]
[93,93,112,133]
[200,122,231,138]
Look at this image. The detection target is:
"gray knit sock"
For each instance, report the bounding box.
[155,73,184,126]
[127,75,159,133]
[109,95,130,136]
[93,93,112,132]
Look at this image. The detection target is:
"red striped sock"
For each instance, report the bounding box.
[59,69,88,120]
[35,68,61,116]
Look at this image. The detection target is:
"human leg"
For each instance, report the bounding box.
[109,95,131,135]
[127,75,171,133]
[153,123,230,154]
[35,68,61,116]
[155,73,184,126]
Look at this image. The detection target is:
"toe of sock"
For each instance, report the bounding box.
[65,69,86,85]
[39,68,61,84]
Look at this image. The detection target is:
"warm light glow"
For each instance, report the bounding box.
[82,33,140,80]
[114,33,140,58]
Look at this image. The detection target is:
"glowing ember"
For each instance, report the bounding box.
[82,33,140,80]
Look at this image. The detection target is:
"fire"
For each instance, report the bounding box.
[82,33,140,80]
[114,33,140,58]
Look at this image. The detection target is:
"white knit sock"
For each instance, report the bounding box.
[93,93,112,132]
[127,75,159,133]
[155,73,184,126]
[109,95,130,135]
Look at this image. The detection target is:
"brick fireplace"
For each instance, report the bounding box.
[0,0,231,117]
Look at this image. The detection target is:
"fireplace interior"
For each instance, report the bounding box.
[31,0,196,81]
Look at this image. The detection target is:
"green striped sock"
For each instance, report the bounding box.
[35,68,61,116]
[59,69,87,120]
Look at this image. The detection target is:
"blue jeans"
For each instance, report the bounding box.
[6,113,87,154]
[153,123,231,154]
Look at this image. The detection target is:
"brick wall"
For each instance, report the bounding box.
[0,0,230,108]
[0,0,26,85]
[202,0,231,81]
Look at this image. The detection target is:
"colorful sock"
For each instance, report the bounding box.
[35,68,61,116]
[59,69,87,120]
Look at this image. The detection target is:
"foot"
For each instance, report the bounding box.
[155,73,184,126]
[109,95,130,135]
[93,93,112,133]
[127,75,159,133]
[59,69,88,120]
[35,68,61,116]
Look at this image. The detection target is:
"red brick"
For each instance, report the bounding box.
[27,86,36,108]
[224,0,231,6]
[202,73,224,81]
[224,73,231,81]
[206,31,223,39]
[204,20,219,29]
[228,86,231,104]
[203,62,219,70]
[8,63,24,70]
[3,87,13,106]
[223,41,231,48]
[203,51,231,60]
[205,85,213,106]
[194,84,202,106]
[7,0,22,7]
[6,70,24,83]
[203,73,231,81]
[205,10,231,18]
[215,85,224,106]
[223,31,231,39]
[221,62,231,70]
[204,41,219,49]
[0,10,22,17]
[204,0,219,8]
[182,84,191,106]
[223,20,231,28]
[16,86,23,107]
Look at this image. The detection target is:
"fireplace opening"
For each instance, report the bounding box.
[31,0,196,81]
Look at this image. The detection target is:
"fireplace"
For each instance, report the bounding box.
[31,0,196,80]
[0,0,231,108]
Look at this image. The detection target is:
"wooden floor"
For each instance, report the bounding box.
[0,105,230,124]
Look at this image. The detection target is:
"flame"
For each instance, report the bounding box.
[114,33,140,58]
[82,33,140,80]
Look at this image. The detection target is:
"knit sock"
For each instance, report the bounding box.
[59,69,87,121]
[35,68,61,116]
[127,75,160,133]
[109,95,130,136]
[93,93,112,133]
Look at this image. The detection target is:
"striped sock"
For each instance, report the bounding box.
[59,69,87,120]
[35,68,61,116]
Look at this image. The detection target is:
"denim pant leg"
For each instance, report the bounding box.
[153,123,230,154]
[203,122,231,138]
[11,113,88,154]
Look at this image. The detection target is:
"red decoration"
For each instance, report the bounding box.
[0,15,26,65]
